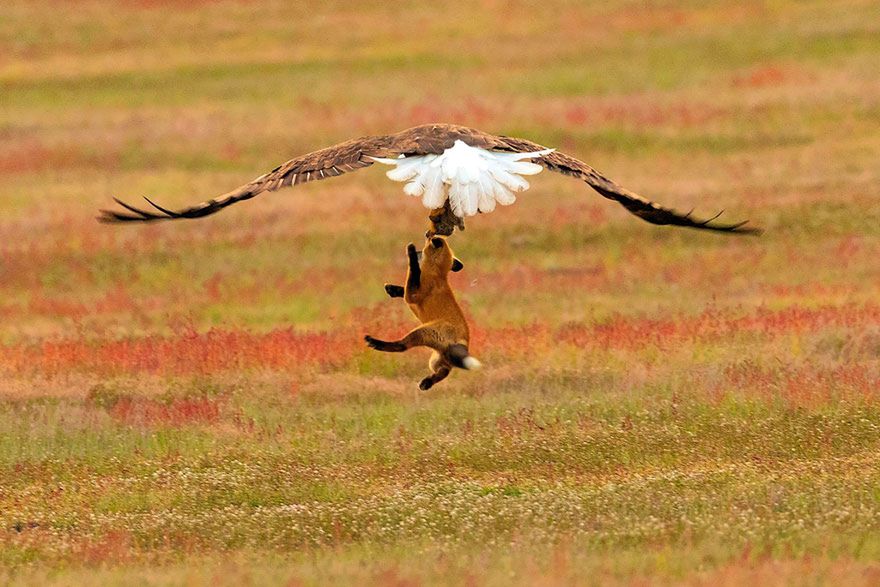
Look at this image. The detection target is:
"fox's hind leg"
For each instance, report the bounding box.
[419,352,451,390]
[364,324,438,353]
[364,335,408,352]
[419,367,450,390]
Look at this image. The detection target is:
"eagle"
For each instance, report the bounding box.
[99,123,759,236]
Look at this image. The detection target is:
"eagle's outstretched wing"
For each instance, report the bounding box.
[494,135,759,234]
[99,123,759,234]
[98,134,405,222]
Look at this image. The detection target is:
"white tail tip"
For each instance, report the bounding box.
[462,356,482,370]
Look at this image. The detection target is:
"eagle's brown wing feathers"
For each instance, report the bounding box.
[98,134,404,222]
[495,135,759,234]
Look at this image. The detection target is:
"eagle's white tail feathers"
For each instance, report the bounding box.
[462,356,482,370]
[369,141,553,217]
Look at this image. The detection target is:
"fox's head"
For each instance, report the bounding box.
[422,236,464,274]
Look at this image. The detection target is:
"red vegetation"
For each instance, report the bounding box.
[562,101,722,128]
[372,97,496,130]
[110,396,223,426]
[347,303,413,337]
[558,304,880,350]
[732,64,812,88]
[3,303,877,380]
[72,530,133,565]
[560,5,689,35]
[8,286,149,321]
[406,97,494,128]
[28,294,89,320]
[1,328,356,377]
[201,267,359,305]
[471,323,553,358]
[0,142,119,174]
[765,282,855,298]
[118,0,225,8]
[470,263,610,293]
[726,361,880,405]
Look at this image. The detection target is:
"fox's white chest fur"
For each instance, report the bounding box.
[370,140,553,218]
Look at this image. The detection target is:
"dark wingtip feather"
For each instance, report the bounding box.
[96,197,173,222]
[727,221,763,235]
[699,210,725,225]
[700,218,763,235]
[97,208,141,223]
[112,197,152,217]
[96,211,118,223]
[143,197,179,217]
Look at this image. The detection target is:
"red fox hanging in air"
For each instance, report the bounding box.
[365,237,480,390]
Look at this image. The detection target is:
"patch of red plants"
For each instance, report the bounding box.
[346,303,413,338]
[558,304,880,350]
[70,530,134,565]
[471,323,553,357]
[201,267,356,305]
[2,328,358,377]
[368,97,497,131]
[562,101,723,128]
[726,361,880,406]
[765,283,855,298]
[405,97,494,128]
[27,294,89,320]
[93,285,142,314]
[0,142,119,174]
[561,5,688,35]
[468,263,611,294]
[120,0,226,8]
[109,396,222,427]
[731,64,811,88]
[5,303,878,378]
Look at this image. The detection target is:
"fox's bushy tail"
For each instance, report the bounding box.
[448,344,482,370]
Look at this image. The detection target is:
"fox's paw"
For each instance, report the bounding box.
[364,335,381,349]
[418,377,435,391]
[407,243,417,255]
[384,284,405,298]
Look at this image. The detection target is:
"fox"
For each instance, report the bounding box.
[365,236,481,390]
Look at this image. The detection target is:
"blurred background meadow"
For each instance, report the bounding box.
[2,0,880,584]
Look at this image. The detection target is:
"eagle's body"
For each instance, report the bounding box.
[100,123,758,235]
[370,140,553,218]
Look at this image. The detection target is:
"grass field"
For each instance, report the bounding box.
[2,0,880,584]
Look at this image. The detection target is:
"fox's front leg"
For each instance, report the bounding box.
[384,284,404,298]
[406,242,421,292]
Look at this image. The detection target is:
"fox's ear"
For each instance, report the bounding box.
[431,237,444,249]
[451,258,464,272]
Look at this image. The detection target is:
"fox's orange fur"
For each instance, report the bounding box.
[365,237,480,390]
